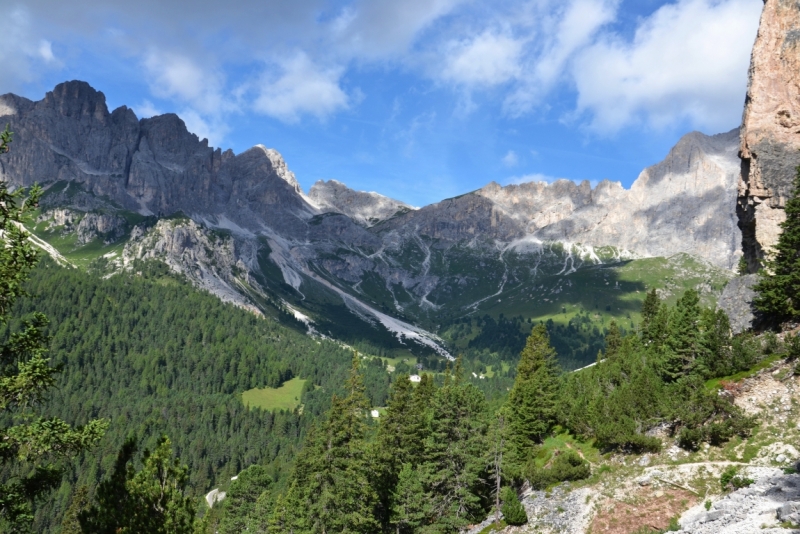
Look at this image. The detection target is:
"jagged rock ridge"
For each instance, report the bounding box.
[738,0,800,271]
[309,179,416,227]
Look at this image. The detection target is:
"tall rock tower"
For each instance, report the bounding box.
[738,0,800,271]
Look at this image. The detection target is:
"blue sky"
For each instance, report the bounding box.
[0,0,763,207]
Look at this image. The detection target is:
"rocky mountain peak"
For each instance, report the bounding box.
[43,80,110,122]
[254,145,302,193]
[309,179,415,227]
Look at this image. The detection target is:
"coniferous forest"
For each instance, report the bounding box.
[1,249,786,533]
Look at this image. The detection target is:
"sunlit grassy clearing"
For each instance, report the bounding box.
[242,377,307,411]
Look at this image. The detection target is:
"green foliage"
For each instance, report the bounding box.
[499,487,527,526]
[389,464,429,534]
[0,125,107,532]
[754,166,800,324]
[79,437,195,534]
[558,289,759,453]
[525,451,590,491]
[283,354,380,533]
[217,465,272,534]
[719,466,754,492]
[506,324,560,467]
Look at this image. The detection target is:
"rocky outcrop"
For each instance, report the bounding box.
[122,219,261,313]
[718,274,760,334]
[0,81,318,237]
[309,179,415,227]
[381,129,742,269]
[738,0,800,271]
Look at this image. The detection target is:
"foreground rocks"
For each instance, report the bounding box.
[677,468,800,533]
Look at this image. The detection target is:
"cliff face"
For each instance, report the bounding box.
[738,0,800,270]
[309,179,416,227]
[0,81,318,237]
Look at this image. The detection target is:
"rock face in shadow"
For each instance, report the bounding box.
[0,81,318,238]
[738,0,800,271]
[718,274,759,334]
[381,129,742,269]
[309,179,416,227]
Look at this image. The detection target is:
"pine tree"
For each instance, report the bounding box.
[604,320,622,359]
[217,464,272,534]
[389,464,429,534]
[640,288,661,344]
[284,353,380,533]
[505,324,560,468]
[79,437,196,534]
[754,166,800,325]
[500,487,527,526]
[663,290,701,381]
[420,380,489,532]
[0,125,107,530]
[60,486,89,534]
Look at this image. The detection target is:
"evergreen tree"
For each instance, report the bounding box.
[217,464,272,534]
[79,436,195,534]
[420,379,489,532]
[754,166,800,324]
[640,288,661,343]
[604,320,622,359]
[500,487,527,526]
[505,324,560,468]
[663,290,701,381]
[375,373,426,527]
[0,125,107,531]
[285,353,380,533]
[59,486,89,534]
[389,464,429,534]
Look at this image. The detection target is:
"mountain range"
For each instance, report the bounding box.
[0,81,742,366]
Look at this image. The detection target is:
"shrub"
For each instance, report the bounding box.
[526,451,590,490]
[500,487,527,526]
[720,466,754,491]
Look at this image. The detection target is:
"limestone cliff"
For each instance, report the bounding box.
[738,0,800,271]
[309,179,415,227]
[379,129,742,269]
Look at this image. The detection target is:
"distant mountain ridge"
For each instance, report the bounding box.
[0,80,741,360]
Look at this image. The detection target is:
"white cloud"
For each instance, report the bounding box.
[38,40,55,63]
[502,150,519,167]
[254,53,349,123]
[441,31,524,86]
[142,49,235,144]
[504,0,618,116]
[571,0,762,132]
[135,100,162,118]
[0,7,62,91]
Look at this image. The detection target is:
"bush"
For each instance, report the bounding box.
[719,466,754,492]
[526,451,591,490]
[500,487,527,526]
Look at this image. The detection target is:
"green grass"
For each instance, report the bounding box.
[705,353,784,391]
[241,377,307,411]
[531,428,601,468]
[477,520,507,533]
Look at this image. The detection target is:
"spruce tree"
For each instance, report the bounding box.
[389,463,429,534]
[640,288,661,342]
[754,166,800,325]
[375,373,427,527]
[420,379,489,532]
[505,324,560,467]
[663,290,701,381]
[284,353,380,533]
[604,320,622,359]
